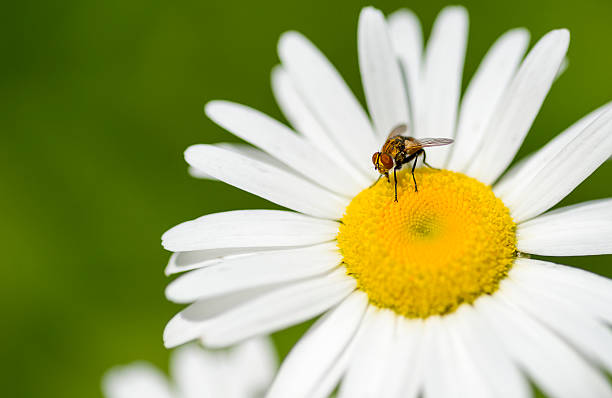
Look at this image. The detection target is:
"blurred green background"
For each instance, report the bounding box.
[2,0,611,396]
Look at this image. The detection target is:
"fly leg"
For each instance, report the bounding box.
[393,167,398,202]
[411,154,418,192]
[392,162,405,202]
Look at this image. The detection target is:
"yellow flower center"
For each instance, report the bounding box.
[337,168,516,318]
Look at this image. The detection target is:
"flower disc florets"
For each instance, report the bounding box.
[338,169,517,318]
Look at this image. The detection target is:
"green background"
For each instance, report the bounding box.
[2,0,611,396]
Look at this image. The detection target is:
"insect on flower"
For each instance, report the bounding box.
[372,124,454,201]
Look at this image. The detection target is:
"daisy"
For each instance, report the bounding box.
[102,337,277,398]
[162,6,612,398]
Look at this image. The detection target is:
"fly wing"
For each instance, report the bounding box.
[415,138,454,147]
[387,124,408,139]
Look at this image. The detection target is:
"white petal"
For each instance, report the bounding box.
[164,286,273,348]
[189,142,290,181]
[388,9,422,125]
[102,363,174,398]
[509,258,612,325]
[266,291,368,398]
[445,313,494,398]
[188,166,215,180]
[452,305,530,398]
[190,142,290,180]
[476,290,612,398]
[205,101,363,197]
[227,337,278,397]
[162,209,338,252]
[187,142,321,187]
[358,7,410,139]
[494,101,612,197]
[490,152,533,192]
[422,313,513,398]
[338,308,397,398]
[166,246,300,276]
[199,268,356,347]
[271,66,371,186]
[422,316,457,398]
[184,144,348,219]
[465,29,569,184]
[517,198,612,256]
[500,106,612,222]
[418,6,468,167]
[447,29,530,172]
[502,276,612,373]
[307,335,359,398]
[556,57,569,80]
[377,318,423,398]
[335,305,377,398]
[278,31,378,178]
[165,242,341,303]
[171,344,225,398]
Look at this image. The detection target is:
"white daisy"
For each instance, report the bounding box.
[162,6,612,398]
[102,337,277,398]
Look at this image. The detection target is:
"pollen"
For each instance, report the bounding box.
[337,168,516,318]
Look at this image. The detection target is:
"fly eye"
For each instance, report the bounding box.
[372,152,380,167]
[381,153,394,169]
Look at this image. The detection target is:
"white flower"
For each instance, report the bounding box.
[102,337,277,398]
[162,6,612,398]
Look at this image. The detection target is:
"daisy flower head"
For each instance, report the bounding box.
[163,6,612,398]
[102,337,277,398]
